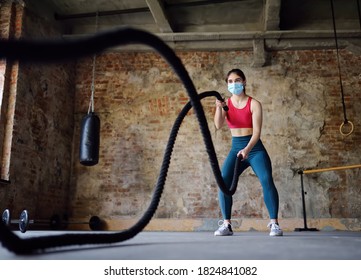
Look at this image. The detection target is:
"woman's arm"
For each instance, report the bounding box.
[214,99,227,129]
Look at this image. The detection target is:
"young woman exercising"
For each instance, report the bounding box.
[214,68,283,237]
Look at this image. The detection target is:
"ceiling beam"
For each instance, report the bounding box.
[54,7,149,20]
[258,0,281,66]
[263,0,281,31]
[145,0,173,33]
[63,30,361,51]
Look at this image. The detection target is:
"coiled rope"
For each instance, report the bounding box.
[0,27,242,254]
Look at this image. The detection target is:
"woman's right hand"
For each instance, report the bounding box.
[215,99,226,109]
[214,98,226,129]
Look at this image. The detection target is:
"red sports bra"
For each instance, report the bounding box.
[226,97,253,129]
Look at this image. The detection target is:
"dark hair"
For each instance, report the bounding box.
[225,69,246,83]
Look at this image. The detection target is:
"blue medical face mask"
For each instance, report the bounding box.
[228,83,244,95]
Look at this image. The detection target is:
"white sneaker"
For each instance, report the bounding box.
[268,222,283,236]
[214,221,233,236]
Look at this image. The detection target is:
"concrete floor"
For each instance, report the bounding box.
[1,230,361,260]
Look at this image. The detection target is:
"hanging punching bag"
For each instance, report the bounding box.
[79,112,100,166]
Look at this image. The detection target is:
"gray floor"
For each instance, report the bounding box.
[1,230,361,260]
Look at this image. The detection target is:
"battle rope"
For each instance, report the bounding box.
[0,28,242,254]
[330,0,354,136]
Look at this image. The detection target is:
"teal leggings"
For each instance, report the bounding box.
[219,136,279,220]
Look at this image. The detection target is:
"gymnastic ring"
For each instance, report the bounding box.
[339,120,354,136]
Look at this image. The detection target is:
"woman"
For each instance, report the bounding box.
[214,69,283,237]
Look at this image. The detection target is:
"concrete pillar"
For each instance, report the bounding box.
[251,39,267,67]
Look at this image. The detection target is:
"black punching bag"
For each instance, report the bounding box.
[79,112,100,166]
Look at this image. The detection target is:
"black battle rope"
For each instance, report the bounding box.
[330,0,348,124]
[0,27,242,254]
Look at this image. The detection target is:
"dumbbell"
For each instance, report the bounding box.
[2,209,62,232]
[2,209,105,233]
[2,208,27,232]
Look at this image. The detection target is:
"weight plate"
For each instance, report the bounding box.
[89,215,102,230]
[2,209,10,226]
[50,214,61,230]
[19,210,29,233]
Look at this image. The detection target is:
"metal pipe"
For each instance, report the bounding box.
[300,173,308,229]
[294,172,318,231]
[302,164,361,174]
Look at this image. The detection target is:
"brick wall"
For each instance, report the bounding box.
[0,2,75,220]
[71,49,361,225]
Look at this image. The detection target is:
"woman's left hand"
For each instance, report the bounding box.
[237,149,248,160]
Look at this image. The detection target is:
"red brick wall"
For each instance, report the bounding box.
[71,49,361,222]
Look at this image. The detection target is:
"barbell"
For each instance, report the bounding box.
[2,209,104,233]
